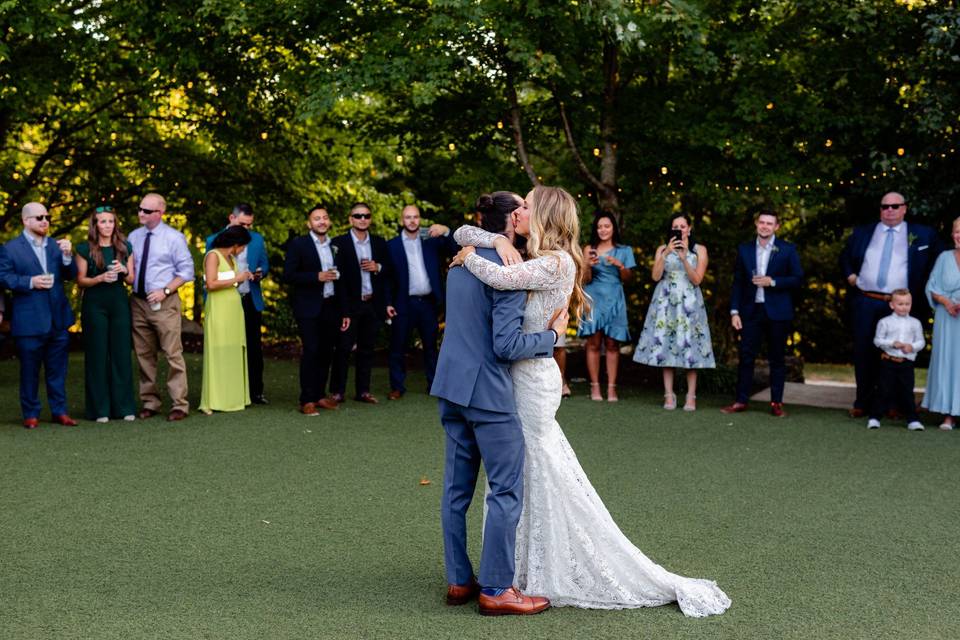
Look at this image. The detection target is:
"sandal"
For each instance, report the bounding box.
[940,419,955,431]
[607,384,618,403]
[683,395,697,412]
[590,382,603,401]
[663,392,677,410]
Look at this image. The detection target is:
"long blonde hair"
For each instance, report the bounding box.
[526,185,588,322]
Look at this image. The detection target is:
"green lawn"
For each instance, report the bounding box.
[1,354,957,640]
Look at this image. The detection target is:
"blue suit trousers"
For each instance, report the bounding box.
[388,295,439,393]
[16,330,70,418]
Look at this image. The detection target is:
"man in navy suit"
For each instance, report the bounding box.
[432,208,561,616]
[721,210,804,418]
[0,202,79,428]
[384,205,458,400]
[206,203,270,404]
[839,192,941,417]
[282,205,350,415]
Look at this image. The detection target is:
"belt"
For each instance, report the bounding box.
[361,294,373,302]
[410,294,433,300]
[880,352,907,364]
[860,290,892,302]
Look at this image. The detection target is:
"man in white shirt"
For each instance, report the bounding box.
[867,289,925,430]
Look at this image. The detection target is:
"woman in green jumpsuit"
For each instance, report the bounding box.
[75,206,137,422]
[200,225,253,414]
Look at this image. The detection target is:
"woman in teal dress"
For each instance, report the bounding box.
[921,216,960,430]
[633,213,715,411]
[75,206,137,422]
[200,226,253,414]
[578,212,636,401]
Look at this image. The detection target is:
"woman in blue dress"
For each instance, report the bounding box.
[922,216,960,430]
[633,213,715,411]
[578,212,636,401]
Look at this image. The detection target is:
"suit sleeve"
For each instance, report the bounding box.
[730,247,745,314]
[383,243,397,307]
[491,288,555,361]
[0,245,33,292]
[839,231,857,281]
[282,242,320,287]
[254,235,269,276]
[774,245,803,290]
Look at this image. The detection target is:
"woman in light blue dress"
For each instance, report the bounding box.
[578,212,636,401]
[633,213,715,411]
[921,216,960,430]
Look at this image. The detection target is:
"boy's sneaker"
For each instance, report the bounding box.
[867,419,881,429]
[907,421,924,431]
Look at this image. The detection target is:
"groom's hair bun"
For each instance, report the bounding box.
[476,191,516,233]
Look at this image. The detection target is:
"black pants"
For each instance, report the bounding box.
[735,304,790,404]
[388,295,440,394]
[870,358,918,422]
[850,293,895,411]
[333,301,380,397]
[241,294,264,399]
[295,303,340,405]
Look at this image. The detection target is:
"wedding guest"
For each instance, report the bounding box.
[721,211,804,418]
[128,193,195,422]
[0,202,78,428]
[75,205,137,423]
[384,205,456,400]
[199,226,252,414]
[840,192,940,418]
[205,204,270,404]
[921,215,960,430]
[282,205,350,415]
[331,202,392,404]
[866,289,925,431]
[578,211,635,402]
[634,213,713,411]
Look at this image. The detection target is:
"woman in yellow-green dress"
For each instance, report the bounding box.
[200,225,252,414]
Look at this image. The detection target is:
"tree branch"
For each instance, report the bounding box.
[505,77,540,186]
[556,96,605,192]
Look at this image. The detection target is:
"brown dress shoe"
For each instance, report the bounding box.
[446,577,480,605]
[720,402,748,414]
[848,407,866,418]
[23,417,39,429]
[53,414,78,426]
[387,390,403,401]
[770,402,788,418]
[355,393,379,404]
[167,409,188,422]
[478,587,550,616]
[315,397,339,410]
[301,402,319,416]
[139,408,159,419]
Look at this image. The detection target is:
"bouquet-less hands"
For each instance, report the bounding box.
[451,236,522,268]
[548,306,569,336]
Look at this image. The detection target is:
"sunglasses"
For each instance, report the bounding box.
[95,206,114,213]
[138,207,161,214]
[880,203,906,210]
[351,213,372,220]
[29,215,51,222]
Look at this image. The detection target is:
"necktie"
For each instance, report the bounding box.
[876,227,894,291]
[137,231,152,295]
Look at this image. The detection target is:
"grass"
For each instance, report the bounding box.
[805,362,928,388]
[1,354,958,640]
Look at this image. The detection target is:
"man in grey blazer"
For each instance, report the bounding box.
[432,213,565,616]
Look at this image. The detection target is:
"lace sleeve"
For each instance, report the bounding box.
[463,252,570,291]
[453,225,499,248]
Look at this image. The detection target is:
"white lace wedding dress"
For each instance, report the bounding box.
[456,226,731,617]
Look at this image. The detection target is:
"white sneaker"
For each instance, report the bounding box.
[95,417,109,423]
[123,415,136,422]
[907,421,924,431]
[867,419,881,429]
[940,422,955,431]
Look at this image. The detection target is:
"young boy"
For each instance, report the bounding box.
[868,289,926,431]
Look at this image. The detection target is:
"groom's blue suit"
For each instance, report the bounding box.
[431,247,555,589]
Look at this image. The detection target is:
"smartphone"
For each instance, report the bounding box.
[668,229,682,244]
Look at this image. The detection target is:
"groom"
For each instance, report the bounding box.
[432,211,562,616]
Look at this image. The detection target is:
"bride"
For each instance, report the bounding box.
[450,186,730,617]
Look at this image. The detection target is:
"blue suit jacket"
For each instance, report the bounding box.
[431,248,555,414]
[730,238,804,322]
[0,234,77,337]
[205,228,269,311]
[839,222,941,318]
[385,232,458,312]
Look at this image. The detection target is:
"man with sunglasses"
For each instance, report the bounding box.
[840,192,941,418]
[330,202,392,403]
[128,193,195,422]
[0,202,79,428]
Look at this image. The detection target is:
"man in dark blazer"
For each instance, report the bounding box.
[330,202,392,404]
[384,205,458,400]
[721,210,804,418]
[0,202,79,428]
[282,205,350,415]
[206,203,271,404]
[839,191,941,417]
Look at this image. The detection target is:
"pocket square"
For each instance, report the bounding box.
[918,245,928,251]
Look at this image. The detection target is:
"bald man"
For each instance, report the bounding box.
[0,203,79,428]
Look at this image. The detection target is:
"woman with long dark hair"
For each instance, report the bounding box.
[75,205,137,422]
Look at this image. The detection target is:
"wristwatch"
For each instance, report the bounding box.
[770,279,777,287]
[163,287,172,296]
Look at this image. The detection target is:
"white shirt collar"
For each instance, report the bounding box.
[756,234,776,250]
[880,222,905,233]
[310,231,330,246]
[350,229,370,245]
[23,229,46,246]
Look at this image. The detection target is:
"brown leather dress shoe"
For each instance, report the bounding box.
[770,402,788,418]
[167,409,188,422]
[315,398,338,410]
[387,390,403,400]
[478,587,550,616]
[23,417,39,429]
[446,577,480,605]
[53,414,78,426]
[355,393,379,404]
[139,408,159,419]
[720,402,748,414]
[848,407,866,418]
[301,402,319,416]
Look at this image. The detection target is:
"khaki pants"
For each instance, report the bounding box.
[131,294,189,413]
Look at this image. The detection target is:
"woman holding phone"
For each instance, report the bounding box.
[75,205,137,422]
[633,212,715,411]
[578,211,636,401]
